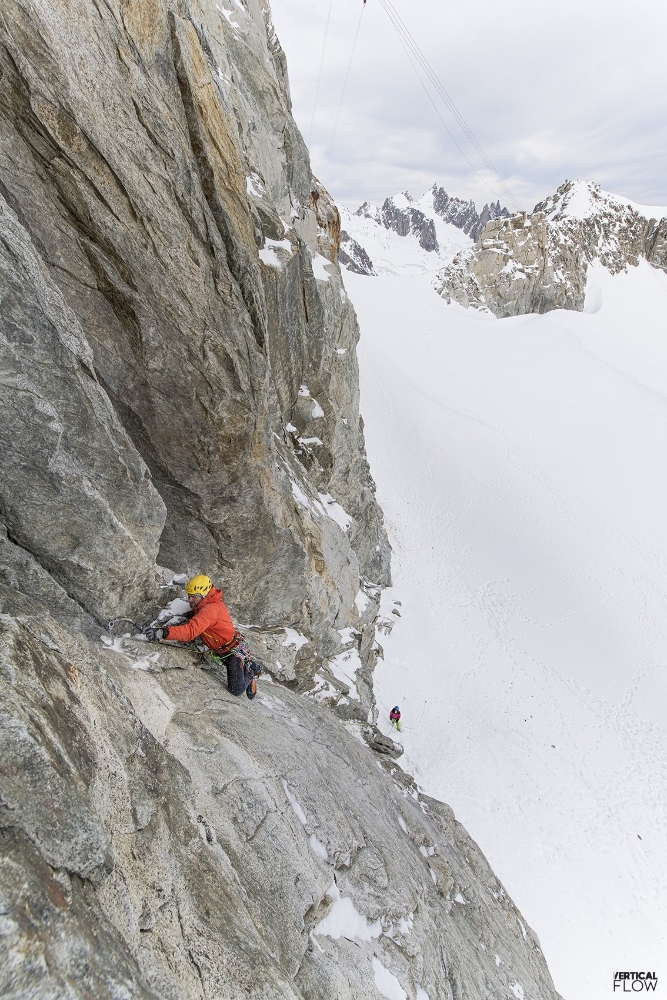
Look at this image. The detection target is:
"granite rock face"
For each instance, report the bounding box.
[0,1,563,996]
[436,179,667,317]
[0,0,389,642]
[355,196,439,253]
[431,186,510,242]
[0,193,166,622]
[0,588,563,1000]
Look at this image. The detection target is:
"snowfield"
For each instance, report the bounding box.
[348,257,667,1000]
[340,199,471,276]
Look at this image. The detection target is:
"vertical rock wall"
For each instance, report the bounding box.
[0,0,389,641]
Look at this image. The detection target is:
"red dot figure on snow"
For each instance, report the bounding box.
[389,706,402,732]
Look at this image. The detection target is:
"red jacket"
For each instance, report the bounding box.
[165,588,235,650]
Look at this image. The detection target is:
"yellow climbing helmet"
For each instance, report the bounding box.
[185,574,213,597]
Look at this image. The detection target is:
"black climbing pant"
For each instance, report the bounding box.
[226,653,258,697]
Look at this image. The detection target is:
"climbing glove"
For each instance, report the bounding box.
[144,626,168,642]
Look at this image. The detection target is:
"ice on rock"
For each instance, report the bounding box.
[328,648,362,700]
[313,882,381,941]
[372,958,407,1000]
[282,628,309,651]
[281,778,308,826]
[159,598,190,619]
[258,238,292,268]
[311,253,333,282]
[317,493,352,531]
[308,833,328,861]
[290,479,311,510]
[355,589,371,615]
[101,635,126,653]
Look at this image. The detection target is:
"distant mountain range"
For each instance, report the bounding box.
[339,179,667,320]
[339,185,509,276]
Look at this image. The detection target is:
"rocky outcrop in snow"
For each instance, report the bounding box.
[339,230,376,276]
[436,180,667,317]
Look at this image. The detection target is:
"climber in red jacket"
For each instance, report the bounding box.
[145,575,262,699]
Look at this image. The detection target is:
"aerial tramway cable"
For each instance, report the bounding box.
[377,0,521,210]
[320,0,519,211]
[324,0,366,164]
[379,3,503,206]
[308,0,334,145]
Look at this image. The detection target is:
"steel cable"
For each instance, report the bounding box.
[378,0,521,211]
[325,1,366,164]
[308,0,334,145]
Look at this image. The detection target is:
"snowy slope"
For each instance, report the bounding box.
[347,254,667,999]
[539,178,667,222]
[340,201,471,276]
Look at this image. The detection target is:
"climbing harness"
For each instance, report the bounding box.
[208,631,251,666]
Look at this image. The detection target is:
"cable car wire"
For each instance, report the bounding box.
[308,0,334,145]
[378,0,520,210]
[325,1,366,164]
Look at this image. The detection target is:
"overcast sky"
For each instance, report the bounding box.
[269,0,667,213]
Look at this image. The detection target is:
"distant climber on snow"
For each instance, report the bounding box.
[389,706,401,731]
[145,575,262,699]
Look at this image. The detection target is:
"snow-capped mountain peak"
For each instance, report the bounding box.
[536,178,667,223]
[340,184,510,277]
[435,178,667,317]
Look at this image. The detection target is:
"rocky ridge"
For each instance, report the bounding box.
[0,0,562,997]
[435,180,667,317]
[339,230,377,277]
[356,196,440,254]
[431,187,509,242]
[340,188,509,276]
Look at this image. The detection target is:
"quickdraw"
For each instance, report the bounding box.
[208,631,249,665]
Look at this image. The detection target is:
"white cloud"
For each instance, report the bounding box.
[270,0,667,211]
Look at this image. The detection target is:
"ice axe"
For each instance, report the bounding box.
[107,617,147,638]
